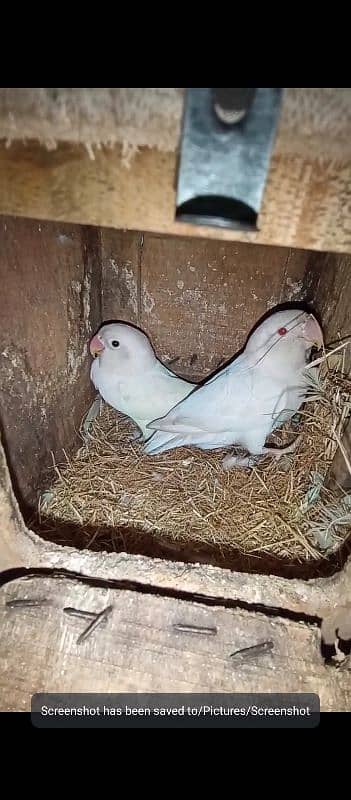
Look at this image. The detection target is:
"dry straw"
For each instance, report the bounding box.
[38,347,351,564]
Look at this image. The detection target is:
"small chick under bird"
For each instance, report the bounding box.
[89,322,196,440]
[143,308,324,468]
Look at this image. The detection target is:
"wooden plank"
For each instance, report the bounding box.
[140,235,309,377]
[0,215,101,505]
[100,228,141,325]
[305,252,351,489]
[326,419,351,490]
[0,139,350,254]
[307,252,351,348]
[0,576,349,712]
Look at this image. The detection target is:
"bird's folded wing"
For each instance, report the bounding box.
[147,353,250,435]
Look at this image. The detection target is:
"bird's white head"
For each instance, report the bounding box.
[89,322,156,374]
[245,308,324,371]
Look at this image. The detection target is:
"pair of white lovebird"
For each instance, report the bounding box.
[89,307,324,470]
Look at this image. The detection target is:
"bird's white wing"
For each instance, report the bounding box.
[143,349,310,456]
[147,352,250,435]
[155,361,196,396]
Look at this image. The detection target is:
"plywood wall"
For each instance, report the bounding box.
[0,216,101,507]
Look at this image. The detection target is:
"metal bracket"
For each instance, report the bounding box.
[176,88,283,232]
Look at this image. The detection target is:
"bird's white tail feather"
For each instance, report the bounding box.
[143,432,186,455]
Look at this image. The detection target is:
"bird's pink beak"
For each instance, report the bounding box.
[89,334,105,358]
[302,314,324,349]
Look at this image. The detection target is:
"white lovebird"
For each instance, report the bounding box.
[143,309,324,468]
[89,322,195,440]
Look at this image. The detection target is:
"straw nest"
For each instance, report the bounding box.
[38,351,351,565]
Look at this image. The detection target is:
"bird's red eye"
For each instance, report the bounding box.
[278,327,287,336]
